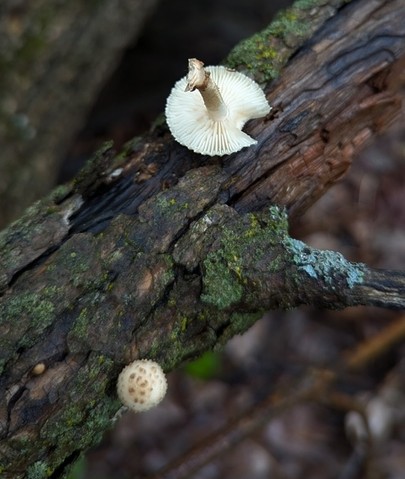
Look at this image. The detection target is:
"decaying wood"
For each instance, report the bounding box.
[0,0,158,227]
[0,0,404,477]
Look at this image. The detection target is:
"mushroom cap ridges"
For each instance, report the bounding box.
[165,65,271,156]
[117,359,167,412]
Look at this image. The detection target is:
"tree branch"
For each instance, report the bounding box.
[0,0,404,477]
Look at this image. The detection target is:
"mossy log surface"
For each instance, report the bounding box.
[1,0,405,477]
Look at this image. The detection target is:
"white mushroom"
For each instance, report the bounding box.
[165,58,271,156]
[117,359,167,412]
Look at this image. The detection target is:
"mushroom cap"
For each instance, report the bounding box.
[117,359,167,412]
[165,66,271,156]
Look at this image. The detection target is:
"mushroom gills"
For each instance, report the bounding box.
[165,62,270,156]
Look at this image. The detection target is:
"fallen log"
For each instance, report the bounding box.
[0,0,404,477]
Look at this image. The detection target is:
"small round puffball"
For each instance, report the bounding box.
[117,359,167,412]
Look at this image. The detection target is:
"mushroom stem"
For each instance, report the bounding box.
[185,58,228,121]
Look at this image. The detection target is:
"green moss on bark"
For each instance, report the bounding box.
[226,0,352,83]
[202,206,289,310]
[39,354,119,477]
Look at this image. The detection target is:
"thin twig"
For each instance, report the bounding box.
[345,314,405,370]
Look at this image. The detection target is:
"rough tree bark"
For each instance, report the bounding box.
[0,0,158,227]
[0,0,405,477]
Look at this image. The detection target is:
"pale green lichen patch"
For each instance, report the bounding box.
[286,238,365,288]
[27,460,49,479]
[0,292,55,329]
